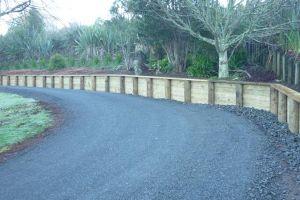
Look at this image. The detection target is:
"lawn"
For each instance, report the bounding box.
[0,93,52,153]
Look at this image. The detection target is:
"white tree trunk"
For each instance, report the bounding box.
[218,50,229,78]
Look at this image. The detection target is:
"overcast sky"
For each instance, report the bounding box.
[0,0,115,34]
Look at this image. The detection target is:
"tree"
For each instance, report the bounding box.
[0,0,32,18]
[148,0,296,78]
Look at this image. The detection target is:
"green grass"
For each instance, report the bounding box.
[0,93,52,153]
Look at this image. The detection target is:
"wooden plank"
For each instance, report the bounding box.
[171,80,185,102]
[124,77,133,94]
[7,76,10,86]
[215,83,236,106]
[287,97,299,134]
[152,79,166,99]
[208,81,215,104]
[0,75,2,85]
[138,78,148,97]
[16,76,19,86]
[270,87,278,115]
[243,85,271,111]
[84,76,92,91]
[236,84,243,107]
[32,76,37,87]
[60,76,64,88]
[278,92,287,123]
[80,76,85,90]
[191,81,209,104]
[109,77,121,93]
[51,76,55,88]
[272,84,300,103]
[165,79,171,100]
[10,76,16,86]
[288,59,293,84]
[69,76,74,89]
[184,80,191,103]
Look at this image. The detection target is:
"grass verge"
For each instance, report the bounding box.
[0,93,52,153]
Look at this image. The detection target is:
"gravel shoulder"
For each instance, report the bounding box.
[0,87,299,200]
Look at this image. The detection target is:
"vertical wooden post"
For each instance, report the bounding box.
[105,76,110,92]
[146,78,153,98]
[282,55,286,82]
[272,51,277,73]
[288,59,293,84]
[16,76,19,86]
[24,76,28,87]
[270,87,278,115]
[184,80,191,103]
[208,81,215,105]
[33,76,37,87]
[120,76,125,94]
[60,76,64,89]
[165,79,171,100]
[91,76,96,91]
[42,76,46,88]
[295,62,299,85]
[236,84,243,107]
[287,97,299,134]
[69,76,74,89]
[0,75,2,86]
[80,76,84,90]
[133,77,138,95]
[278,92,287,123]
[276,52,281,77]
[7,76,10,86]
[51,76,55,88]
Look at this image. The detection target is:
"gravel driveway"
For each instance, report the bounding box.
[0,87,289,200]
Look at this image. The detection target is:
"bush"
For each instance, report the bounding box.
[103,54,113,65]
[187,54,215,78]
[114,53,123,65]
[66,57,75,67]
[49,54,66,70]
[92,57,100,66]
[150,58,173,73]
[229,49,247,70]
[38,58,48,69]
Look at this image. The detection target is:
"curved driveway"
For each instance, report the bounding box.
[0,87,265,200]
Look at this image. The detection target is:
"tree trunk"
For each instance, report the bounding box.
[218,50,229,78]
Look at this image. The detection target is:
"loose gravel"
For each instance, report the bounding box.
[215,105,300,200]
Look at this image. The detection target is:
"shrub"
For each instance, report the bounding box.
[92,57,100,66]
[187,54,215,78]
[66,57,75,67]
[114,53,123,65]
[103,54,113,65]
[49,54,66,70]
[229,49,247,70]
[150,58,173,73]
[38,58,48,69]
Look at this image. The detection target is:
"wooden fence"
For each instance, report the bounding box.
[0,74,299,134]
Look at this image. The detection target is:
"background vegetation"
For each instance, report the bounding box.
[0,1,299,80]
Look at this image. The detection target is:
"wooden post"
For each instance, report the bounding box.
[120,76,125,94]
[272,51,277,73]
[270,88,278,115]
[16,76,19,86]
[146,78,153,98]
[288,59,293,84]
[165,79,171,100]
[91,76,96,91]
[0,75,2,86]
[208,81,215,104]
[282,55,286,82]
[295,62,299,85]
[24,76,28,87]
[105,76,110,92]
[287,97,299,134]
[51,76,55,88]
[80,76,84,90]
[7,76,10,86]
[69,76,74,89]
[278,92,287,123]
[133,77,138,95]
[42,76,46,88]
[60,76,64,89]
[184,80,191,103]
[32,76,37,87]
[276,52,281,77]
[236,84,243,107]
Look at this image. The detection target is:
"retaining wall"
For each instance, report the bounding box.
[0,74,299,134]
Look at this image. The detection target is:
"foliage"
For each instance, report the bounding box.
[49,53,66,70]
[229,49,247,70]
[0,93,52,153]
[150,58,172,73]
[279,30,300,56]
[187,54,216,78]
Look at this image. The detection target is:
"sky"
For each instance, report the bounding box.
[0,0,115,35]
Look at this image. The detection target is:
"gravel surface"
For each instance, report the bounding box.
[0,87,299,200]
